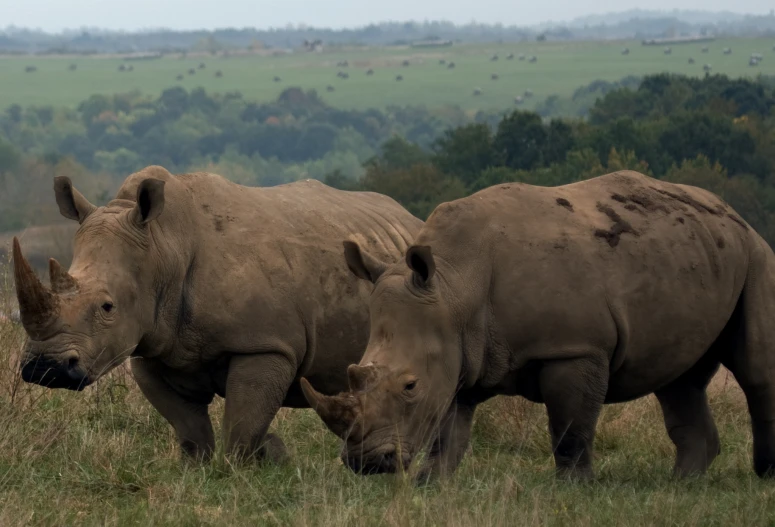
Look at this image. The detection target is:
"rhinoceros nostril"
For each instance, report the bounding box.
[67,357,79,371]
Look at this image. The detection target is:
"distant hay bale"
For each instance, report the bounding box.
[273,76,281,82]
[688,57,695,64]
[326,85,335,92]
[176,74,184,80]
[491,73,499,80]
[723,48,732,55]
[518,53,526,60]
[506,53,514,60]
[514,95,524,104]
[622,48,630,55]
[336,71,349,79]
[703,64,712,72]
[188,68,196,75]
[473,87,482,96]
[524,89,533,98]
[402,60,410,67]
[127,65,134,72]
[68,64,77,71]
[199,62,206,69]
[366,68,374,75]
[439,59,446,65]
[447,61,456,69]
[215,70,223,78]
[702,46,710,53]
[395,75,404,81]
[664,47,672,55]
[749,57,759,66]
[528,56,537,63]
[491,54,498,61]
[118,64,127,72]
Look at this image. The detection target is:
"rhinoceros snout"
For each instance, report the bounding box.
[21,354,90,391]
[341,445,411,475]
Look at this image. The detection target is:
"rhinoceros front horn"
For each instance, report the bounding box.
[300,378,359,438]
[12,237,59,334]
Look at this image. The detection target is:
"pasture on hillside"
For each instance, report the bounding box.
[0,265,774,525]
[0,38,773,112]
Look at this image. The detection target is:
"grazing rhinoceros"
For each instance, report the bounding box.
[14,165,422,462]
[302,170,775,481]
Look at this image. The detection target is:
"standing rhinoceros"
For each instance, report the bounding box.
[302,170,775,481]
[14,165,422,462]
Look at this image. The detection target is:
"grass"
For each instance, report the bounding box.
[0,38,773,111]
[0,257,774,526]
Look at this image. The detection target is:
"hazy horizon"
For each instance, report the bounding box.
[2,1,773,33]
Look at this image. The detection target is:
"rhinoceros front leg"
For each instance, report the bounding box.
[415,402,476,484]
[131,358,216,461]
[222,352,295,464]
[539,355,608,481]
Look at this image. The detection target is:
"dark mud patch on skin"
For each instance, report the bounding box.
[556,198,574,212]
[654,188,725,216]
[594,202,639,248]
[726,214,748,230]
[717,237,726,249]
[611,192,670,213]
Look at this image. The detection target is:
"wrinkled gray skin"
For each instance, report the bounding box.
[303,170,775,481]
[14,165,422,462]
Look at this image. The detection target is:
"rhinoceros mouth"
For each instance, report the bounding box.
[20,356,92,391]
[341,444,413,475]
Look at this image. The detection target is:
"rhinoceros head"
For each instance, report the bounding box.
[302,240,462,474]
[14,175,166,390]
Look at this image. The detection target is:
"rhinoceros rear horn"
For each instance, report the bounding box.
[12,237,59,333]
[347,364,379,392]
[49,258,78,294]
[300,378,359,438]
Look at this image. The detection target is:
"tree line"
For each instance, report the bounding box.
[1,72,775,247]
[326,73,775,245]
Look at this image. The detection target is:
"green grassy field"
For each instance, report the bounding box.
[0,266,773,526]
[1,38,773,111]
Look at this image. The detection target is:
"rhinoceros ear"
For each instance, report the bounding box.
[54,176,96,224]
[133,178,166,225]
[406,245,436,285]
[343,241,387,283]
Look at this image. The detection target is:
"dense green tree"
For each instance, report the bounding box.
[433,123,495,186]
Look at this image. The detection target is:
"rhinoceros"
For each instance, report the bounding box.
[302,170,775,481]
[13,165,422,461]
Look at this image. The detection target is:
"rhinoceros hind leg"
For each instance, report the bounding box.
[655,356,721,477]
[720,242,775,478]
[539,355,608,481]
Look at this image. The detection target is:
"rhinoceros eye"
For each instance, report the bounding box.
[404,380,417,392]
[101,302,114,313]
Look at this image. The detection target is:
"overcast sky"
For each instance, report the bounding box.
[1,0,772,33]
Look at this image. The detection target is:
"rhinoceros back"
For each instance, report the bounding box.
[118,167,422,385]
[414,170,760,401]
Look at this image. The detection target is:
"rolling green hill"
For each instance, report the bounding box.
[1,38,772,111]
